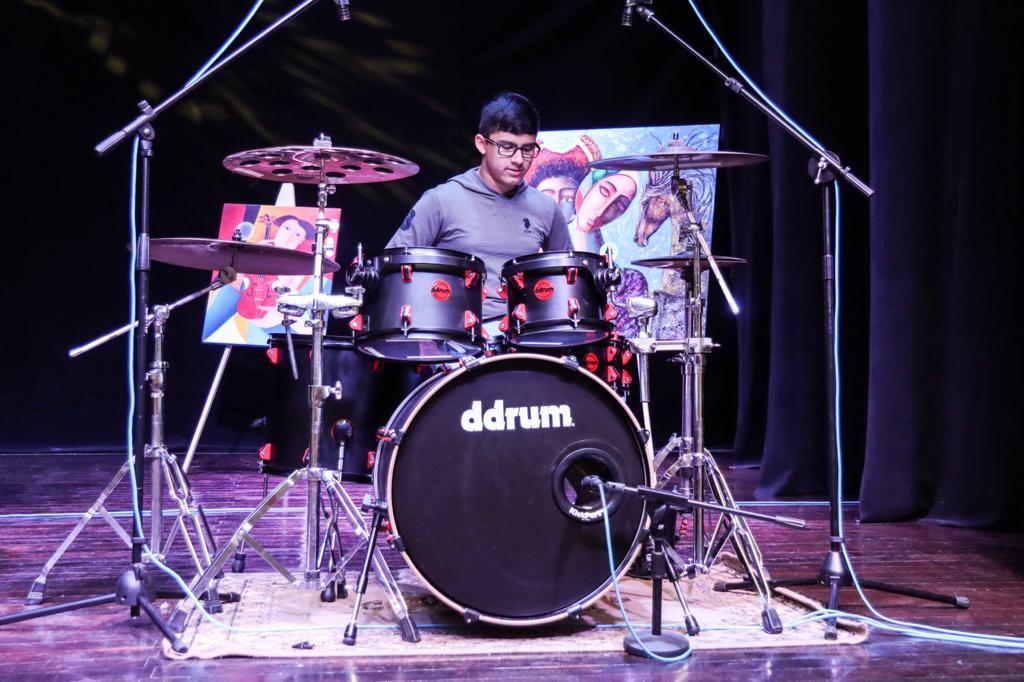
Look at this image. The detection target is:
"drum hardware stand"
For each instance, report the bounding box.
[624,172,787,632]
[21,274,236,608]
[585,478,805,656]
[167,145,419,643]
[714,162,969,637]
[0,118,188,651]
[624,0,965,641]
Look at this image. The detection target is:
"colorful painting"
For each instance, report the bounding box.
[526,125,719,338]
[201,203,341,346]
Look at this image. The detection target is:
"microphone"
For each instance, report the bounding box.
[621,0,636,27]
[334,0,351,21]
[580,475,604,491]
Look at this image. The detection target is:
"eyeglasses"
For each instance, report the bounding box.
[483,136,540,160]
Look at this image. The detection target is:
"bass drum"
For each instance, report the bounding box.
[374,353,653,626]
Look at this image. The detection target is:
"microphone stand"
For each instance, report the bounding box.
[593,478,804,658]
[628,2,968,638]
[0,0,329,651]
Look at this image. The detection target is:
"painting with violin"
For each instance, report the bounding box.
[201,203,341,346]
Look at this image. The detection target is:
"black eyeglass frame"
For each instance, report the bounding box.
[482,136,540,159]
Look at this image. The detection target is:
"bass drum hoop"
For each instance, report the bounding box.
[377,353,653,627]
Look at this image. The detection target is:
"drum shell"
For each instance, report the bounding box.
[501,251,613,348]
[355,246,487,362]
[263,335,425,481]
[374,353,652,626]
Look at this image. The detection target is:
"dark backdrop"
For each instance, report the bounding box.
[5,1,1021,529]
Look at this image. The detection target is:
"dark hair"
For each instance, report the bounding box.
[478,92,539,136]
[274,214,315,241]
[528,157,588,188]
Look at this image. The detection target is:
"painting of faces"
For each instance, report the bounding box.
[524,125,720,338]
[201,203,341,346]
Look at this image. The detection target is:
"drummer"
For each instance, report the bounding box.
[385,92,573,335]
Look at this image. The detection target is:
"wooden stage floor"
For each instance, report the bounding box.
[1,450,1022,680]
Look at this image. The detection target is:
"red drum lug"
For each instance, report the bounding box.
[266,348,280,365]
[566,266,577,284]
[401,264,413,283]
[463,311,479,330]
[481,326,490,340]
[400,304,413,331]
[621,369,633,385]
[568,297,581,319]
[606,344,619,362]
[464,269,480,288]
[366,450,376,469]
[497,282,508,300]
[258,443,273,461]
[606,367,621,384]
[622,349,634,364]
[348,313,364,332]
[498,315,510,332]
[511,272,525,290]
[302,447,310,464]
[512,304,527,321]
[481,286,489,301]
[604,303,618,320]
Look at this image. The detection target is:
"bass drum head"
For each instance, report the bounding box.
[376,354,652,626]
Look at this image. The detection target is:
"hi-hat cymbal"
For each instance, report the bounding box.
[150,238,340,275]
[632,254,747,271]
[589,139,766,172]
[223,145,419,184]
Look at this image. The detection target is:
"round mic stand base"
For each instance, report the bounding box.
[624,629,690,659]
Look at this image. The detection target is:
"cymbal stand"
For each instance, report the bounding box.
[167,138,419,643]
[22,275,234,606]
[631,172,784,632]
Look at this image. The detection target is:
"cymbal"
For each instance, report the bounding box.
[223,145,419,184]
[589,139,766,172]
[150,238,340,275]
[632,254,747,271]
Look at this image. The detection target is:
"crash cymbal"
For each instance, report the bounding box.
[150,238,340,275]
[589,139,766,172]
[224,145,419,184]
[632,254,747,271]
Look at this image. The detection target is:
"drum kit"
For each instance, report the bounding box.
[34,132,807,651]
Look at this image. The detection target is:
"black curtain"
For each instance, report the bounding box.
[6,1,1022,529]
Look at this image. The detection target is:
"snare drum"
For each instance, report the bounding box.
[350,247,487,363]
[499,251,614,348]
[373,353,652,626]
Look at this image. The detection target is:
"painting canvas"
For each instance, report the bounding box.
[526,124,720,338]
[201,204,341,347]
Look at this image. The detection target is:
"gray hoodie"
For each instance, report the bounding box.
[387,167,572,318]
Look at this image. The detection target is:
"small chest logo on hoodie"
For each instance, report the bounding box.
[522,217,531,232]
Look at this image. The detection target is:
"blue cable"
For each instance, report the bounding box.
[687,0,827,155]
[123,1,267,626]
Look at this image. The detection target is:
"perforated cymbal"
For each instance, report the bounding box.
[223,145,419,184]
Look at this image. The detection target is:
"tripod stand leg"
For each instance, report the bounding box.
[321,473,419,642]
[25,462,133,605]
[167,470,303,633]
[702,452,783,633]
[663,552,700,636]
